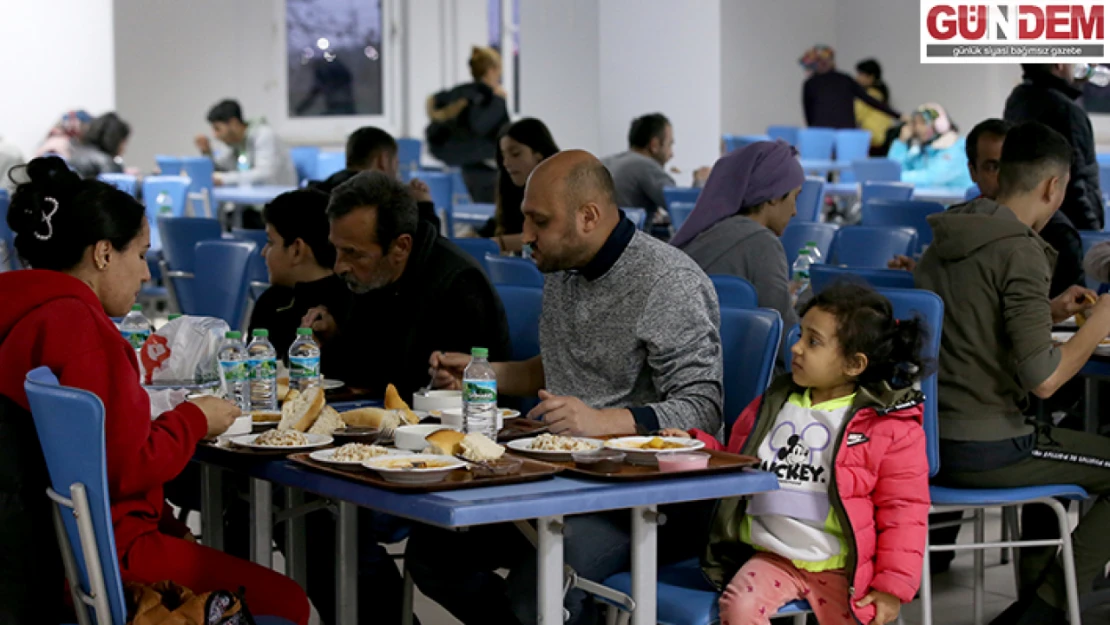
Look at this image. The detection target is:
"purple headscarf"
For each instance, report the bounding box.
[671,140,806,248]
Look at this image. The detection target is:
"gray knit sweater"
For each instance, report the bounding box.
[540,230,723,434]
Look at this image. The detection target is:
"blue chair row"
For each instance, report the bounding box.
[230,228,271,299]
[290,146,321,185]
[485,254,544,288]
[861,199,945,250]
[153,156,215,217]
[157,216,222,313]
[860,181,913,205]
[783,222,916,270]
[663,186,701,209]
[797,177,826,222]
[810,265,915,293]
[452,238,500,275]
[852,159,902,183]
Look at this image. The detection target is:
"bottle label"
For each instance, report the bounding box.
[248,357,277,380]
[289,356,320,380]
[121,329,151,351]
[793,270,810,282]
[219,359,249,383]
[464,379,497,405]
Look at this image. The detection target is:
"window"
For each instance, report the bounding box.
[285,0,384,117]
[488,0,520,112]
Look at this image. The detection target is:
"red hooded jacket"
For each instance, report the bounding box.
[0,270,206,559]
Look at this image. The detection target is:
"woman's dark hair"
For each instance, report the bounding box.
[801,282,930,389]
[855,58,889,103]
[263,189,336,269]
[84,112,131,157]
[494,118,560,235]
[6,156,146,271]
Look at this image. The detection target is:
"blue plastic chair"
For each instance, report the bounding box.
[1100,164,1110,201]
[143,176,191,250]
[188,240,256,328]
[155,155,185,176]
[766,125,800,146]
[810,265,916,293]
[413,172,454,235]
[290,146,321,185]
[485,254,544,287]
[316,151,346,180]
[663,186,701,209]
[964,184,980,201]
[0,188,16,271]
[829,226,918,268]
[495,284,543,361]
[860,181,914,206]
[179,157,216,217]
[795,177,826,222]
[851,159,902,183]
[158,216,222,313]
[834,129,872,182]
[796,128,836,160]
[781,222,838,268]
[449,169,471,206]
[231,228,271,299]
[709,274,759,310]
[861,199,946,250]
[722,134,769,152]
[98,173,138,197]
[452,238,500,274]
[669,202,696,231]
[398,137,422,174]
[624,208,647,230]
[783,323,801,371]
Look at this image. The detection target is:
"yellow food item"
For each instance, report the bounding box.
[374,457,458,470]
[384,383,420,424]
[425,429,466,455]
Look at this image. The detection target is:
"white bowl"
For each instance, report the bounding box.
[604,436,706,466]
[362,453,466,484]
[394,423,459,451]
[437,407,503,431]
[412,390,463,412]
[225,415,253,437]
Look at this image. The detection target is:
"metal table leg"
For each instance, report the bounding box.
[537,515,565,624]
[249,478,272,567]
[200,464,223,551]
[630,506,660,625]
[337,501,358,625]
[284,487,307,586]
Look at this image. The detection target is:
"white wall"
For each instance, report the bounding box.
[0,0,116,160]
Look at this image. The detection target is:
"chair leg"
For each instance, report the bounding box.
[1001,505,1011,565]
[921,528,934,625]
[604,605,619,625]
[974,509,985,625]
[401,563,415,625]
[1046,498,1083,625]
[792,613,806,625]
[1003,506,1022,597]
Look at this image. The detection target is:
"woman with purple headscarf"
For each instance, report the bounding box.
[675,140,806,338]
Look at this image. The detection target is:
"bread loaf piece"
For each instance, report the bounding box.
[278,387,326,432]
[340,407,404,431]
[459,433,505,462]
[424,429,465,455]
[384,383,420,424]
[308,405,344,435]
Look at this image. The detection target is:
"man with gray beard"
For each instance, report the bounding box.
[302,170,510,400]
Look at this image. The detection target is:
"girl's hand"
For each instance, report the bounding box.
[659,428,691,439]
[856,590,901,625]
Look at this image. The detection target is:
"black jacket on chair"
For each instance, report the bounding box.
[1004,68,1104,231]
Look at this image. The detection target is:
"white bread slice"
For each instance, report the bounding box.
[340,407,404,431]
[308,405,344,435]
[425,429,465,456]
[278,387,326,432]
[459,433,505,462]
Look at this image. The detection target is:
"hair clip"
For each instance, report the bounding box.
[34,196,59,241]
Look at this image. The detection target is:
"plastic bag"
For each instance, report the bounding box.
[145,388,190,420]
[140,316,230,385]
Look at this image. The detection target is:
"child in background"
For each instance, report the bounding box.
[665,283,930,625]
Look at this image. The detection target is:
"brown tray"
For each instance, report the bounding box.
[509,448,760,481]
[196,438,324,458]
[287,452,564,493]
[497,418,549,442]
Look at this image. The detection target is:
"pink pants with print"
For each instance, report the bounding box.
[719,552,857,625]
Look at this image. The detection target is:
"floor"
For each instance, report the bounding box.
[218,507,1106,625]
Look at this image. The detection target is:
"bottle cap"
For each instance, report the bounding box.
[226,331,242,339]
[168,314,182,320]
[297,328,313,336]
[253,329,269,337]
[805,241,818,246]
[798,248,808,254]
[131,304,142,311]
[471,347,489,358]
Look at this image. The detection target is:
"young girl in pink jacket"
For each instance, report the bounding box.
[668,283,931,625]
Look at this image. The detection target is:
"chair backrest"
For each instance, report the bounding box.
[417,172,453,210]
[144,176,192,250]
[316,151,346,180]
[230,228,271,287]
[722,134,770,152]
[964,184,980,201]
[663,186,701,209]
[449,169,471,206]
[179,157,216,217]
[189,240,256,328]
[624,208,647,230]
[796,128,837,160]
[158,216,222,313]
[25,367,127,625]
[709,274,759,309]
[766,125,799,146]
[289,146,321,185]
[485,254,544,287]
[860,181,914,205]
[397,138,422,173]
[874,288,944,476]
[834,129,871,163]
[0,188,15,271]
[829,226,918,268]
[851,159,902,183]
[1100,164,1110,200]
[861,199,946,249]
[496,284,543,361]
[810,265,916,293]
[97,173,138,197]
[720,308,782,428]
[795,177,826,222]
[781,222,838,267]
[783,324,801,371]
[669,201,696,231]
[155,155,185,176]
[453,238,500,274]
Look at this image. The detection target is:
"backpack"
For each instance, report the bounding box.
[125,580,255,625]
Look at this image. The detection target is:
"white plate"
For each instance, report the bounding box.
[228,432,333,451]
[362,453,466,484]
[505,436,604,462]
[321,378,345,390]
[604,436,706,466]
[309,445,397,466]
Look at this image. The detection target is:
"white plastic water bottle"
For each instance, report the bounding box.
[1074,63,1110,87]
[288,328,321,392]
[120,304,152,381]
[462,347,498,440]
[792,249,812,301]
[247,329,278,411]
[236,153,251,188]
[218,331,250,411]
[804,241,823,265]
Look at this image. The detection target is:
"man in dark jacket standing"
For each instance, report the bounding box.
[1004,64,1104,231]
[800,44,901,129]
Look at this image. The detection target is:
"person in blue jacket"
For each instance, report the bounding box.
[887,103,974,191]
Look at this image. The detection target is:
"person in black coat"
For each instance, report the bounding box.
[1004,64,1104,231]
[800,45,901,129]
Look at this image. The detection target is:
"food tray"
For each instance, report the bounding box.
[515,448,760,481]
[288,452,564,493]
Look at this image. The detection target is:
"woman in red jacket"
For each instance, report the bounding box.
[668,283,930,625]
[0,157,309,624]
